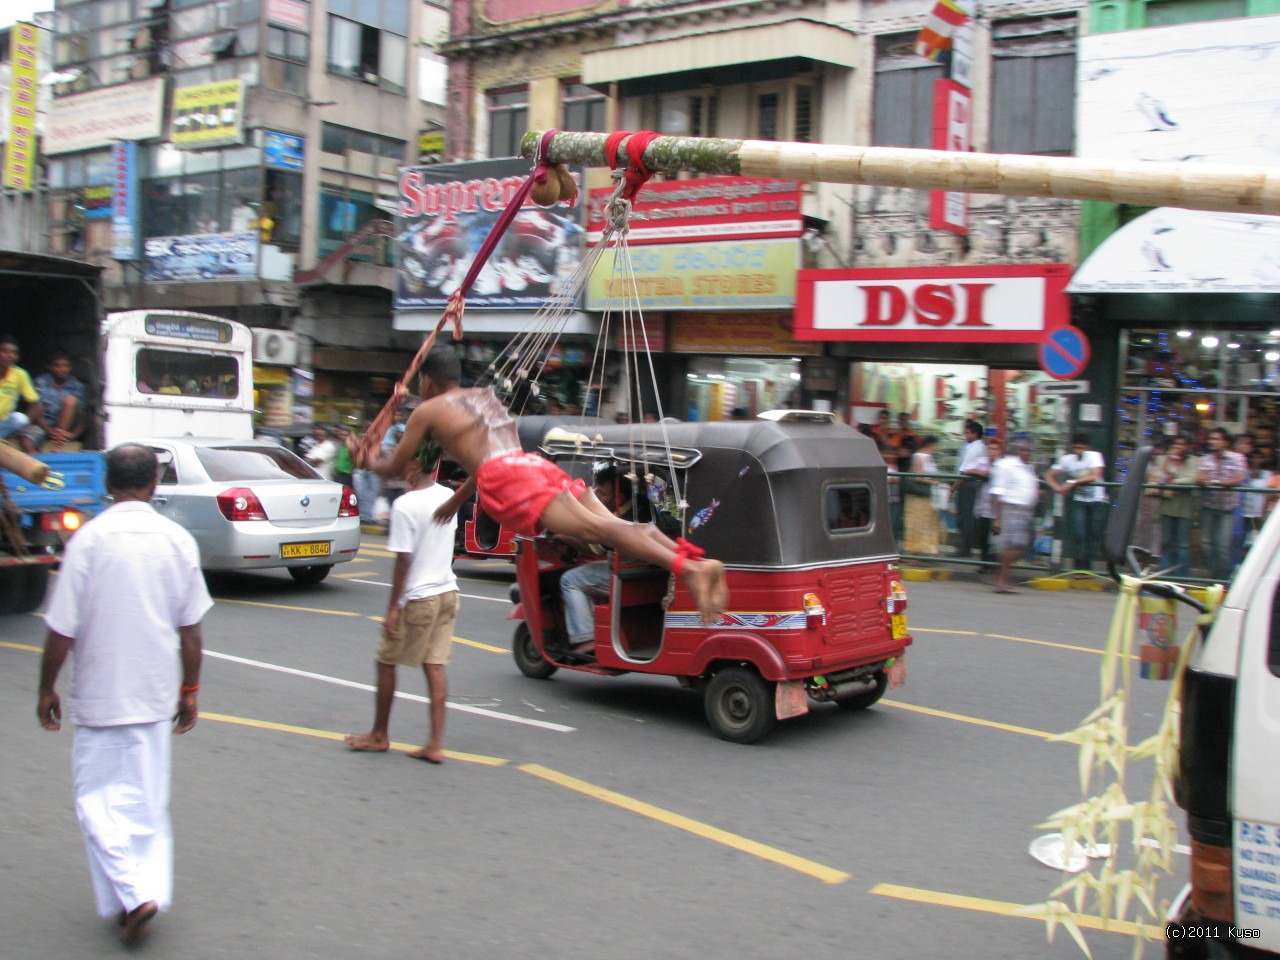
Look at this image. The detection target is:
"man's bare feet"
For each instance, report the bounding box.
[683,558,728,625]
[344,732,389,752]
[406,745,444,764]
[121,901,158,945]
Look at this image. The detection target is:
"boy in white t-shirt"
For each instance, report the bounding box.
[345,461,460,763]
[1048,433,1109,573]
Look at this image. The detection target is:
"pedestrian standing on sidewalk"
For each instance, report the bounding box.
[989,438,1040,594]
[1150,434,1198,577]
[953,419,987,559]
[1196,426,1246,582]
[36,444,211,945]
[345,460,460,763]
[1047,434,1108,573]
[973,435,1003,570]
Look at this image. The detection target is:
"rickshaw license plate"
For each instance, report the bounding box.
[282,541,331,559]
[891,614,907,639]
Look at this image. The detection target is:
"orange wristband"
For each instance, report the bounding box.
[180,684,200,694]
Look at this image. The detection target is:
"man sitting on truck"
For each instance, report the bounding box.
[0,334,53,454]
[31,349,86,451]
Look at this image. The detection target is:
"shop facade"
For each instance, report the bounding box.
[796,264,1077,469]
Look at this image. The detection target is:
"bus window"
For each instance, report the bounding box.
[135,348,239,397]
[827,485,871,533]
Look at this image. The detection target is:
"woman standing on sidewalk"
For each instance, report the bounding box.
[903,436,941,555]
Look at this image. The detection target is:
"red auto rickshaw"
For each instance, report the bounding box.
[506,412,912,742]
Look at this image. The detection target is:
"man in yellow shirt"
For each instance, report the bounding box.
[1,335,52,453]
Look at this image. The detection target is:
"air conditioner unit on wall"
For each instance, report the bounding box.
[251,328,299,366]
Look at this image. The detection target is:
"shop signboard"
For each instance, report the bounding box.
[794,264,1070,343]
[45,77,166,155]
[143,232,259,283]
[263,131,305,172]
[111,141,140,262]
[928,79,970,235]
[82,184,113,219]
[669,312,821,356]
[266,0,309,29]
[586,177,804,246]
[4,21,38,190]
[170,80,245,149]
[587,239,799,311]
[395,159,584,310]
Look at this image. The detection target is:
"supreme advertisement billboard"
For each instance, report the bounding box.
[794,264,1071,343]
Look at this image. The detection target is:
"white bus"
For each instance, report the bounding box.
[101,310,255,448]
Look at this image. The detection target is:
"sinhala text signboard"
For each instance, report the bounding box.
[170,80,245,149]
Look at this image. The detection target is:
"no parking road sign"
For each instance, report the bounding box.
[1039,326,1091,381]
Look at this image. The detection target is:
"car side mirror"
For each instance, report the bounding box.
[1103,445,1155,580]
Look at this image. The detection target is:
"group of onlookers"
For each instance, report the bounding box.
[875,412,1279,585]
[297,407,413,526]
[1144,428,1278,581]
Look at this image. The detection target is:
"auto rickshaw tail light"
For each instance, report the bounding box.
[886,578,908,614]
[803,593,826,629]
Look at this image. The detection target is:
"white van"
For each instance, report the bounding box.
[101,310,255,448]
[1108,448,1280,959]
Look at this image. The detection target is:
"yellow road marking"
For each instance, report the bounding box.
[881,700,1055,739]
[911,627,981,636]
[214,598,364,617]
[332,570,375,579]
[518,763,850,885]
[200,711,508,765]
[358,547,397,559]
[1,640,42,653]
[985,632,1109,657]
[871,883,1165,939]
[456,636,507,653]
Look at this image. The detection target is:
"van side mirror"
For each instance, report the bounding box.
[1103,445,1155,580]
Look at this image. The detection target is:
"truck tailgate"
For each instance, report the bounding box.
[1,451,106,513]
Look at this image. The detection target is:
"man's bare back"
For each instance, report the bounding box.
[378,385,518,480]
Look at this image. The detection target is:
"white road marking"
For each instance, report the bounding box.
[204,649,575,732]
[338,577,508,603]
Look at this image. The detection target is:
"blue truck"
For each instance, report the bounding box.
[0,252,108,614]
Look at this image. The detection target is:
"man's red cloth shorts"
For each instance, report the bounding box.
[475,452,587,537]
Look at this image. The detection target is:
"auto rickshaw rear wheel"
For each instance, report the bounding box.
[705,665,776,744]
[834,670,888,711]
[512,622,558,680]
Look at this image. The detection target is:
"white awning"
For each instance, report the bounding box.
[1069,207,1280,294]
[583,20,859,85]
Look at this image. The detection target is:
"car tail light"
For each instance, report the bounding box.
[885,577,908,614]
[1189,838,1233,923]
[216,487,268,521]
[338,485,359,518]
[803,593,826,629]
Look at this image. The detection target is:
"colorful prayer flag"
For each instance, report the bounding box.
[913,0,971,61]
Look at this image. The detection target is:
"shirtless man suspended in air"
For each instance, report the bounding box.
[361,348,728,624]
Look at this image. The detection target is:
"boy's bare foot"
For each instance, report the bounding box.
[344,732,389,752]
[684,558,728,625]
[406,745,444,764]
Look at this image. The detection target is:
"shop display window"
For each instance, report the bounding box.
[1119,328,1280,475]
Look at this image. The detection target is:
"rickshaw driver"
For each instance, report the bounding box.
[363,349,729,625]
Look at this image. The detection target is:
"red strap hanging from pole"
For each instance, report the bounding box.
[604,129,661,202]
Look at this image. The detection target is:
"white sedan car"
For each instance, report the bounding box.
[134,437,361,582]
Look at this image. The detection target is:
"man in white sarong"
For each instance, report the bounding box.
[37,443,211,946]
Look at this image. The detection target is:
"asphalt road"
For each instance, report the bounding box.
[1,542,1185,960]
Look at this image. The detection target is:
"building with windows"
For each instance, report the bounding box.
[435,0,1088,448]
[7,0,451,427]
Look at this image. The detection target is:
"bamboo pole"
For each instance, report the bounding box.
[0,443,50,486]
[521,131,1280,216]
